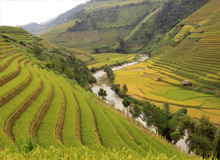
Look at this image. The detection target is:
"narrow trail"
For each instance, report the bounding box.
[55,89,66,143]
[72,93,82,144]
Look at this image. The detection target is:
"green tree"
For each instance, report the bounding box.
[129,104,141,118]
[213,128,220,158]
[164,102,170,113]
[98,88,107,100]
[122,84,128,93]
[180,115,217,157]
[122,97,131,114]
[32,44,43,57]
[170,131,181,144]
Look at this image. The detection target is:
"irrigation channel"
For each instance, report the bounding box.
[91,55,188,152]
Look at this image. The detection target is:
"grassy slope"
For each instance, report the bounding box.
[41,0,162,53]
[0,27,189,158]
[114,0,220,124]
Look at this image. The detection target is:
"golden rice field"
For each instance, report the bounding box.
[114,0,220,124]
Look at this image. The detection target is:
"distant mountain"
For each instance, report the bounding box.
[40,17,56,25]
[19,3,88,36]
[18,22,40,34]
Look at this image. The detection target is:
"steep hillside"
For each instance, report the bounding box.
[114,0,220,124]
[0,26,96,88]
[127,0,210,53]
[41,0,163,53]
[0,26,189,159]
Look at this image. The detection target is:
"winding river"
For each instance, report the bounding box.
[91,55,188,152]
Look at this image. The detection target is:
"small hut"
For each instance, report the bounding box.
[106,58,109,60]
[158,77,161,81]
[182,80,192,86]
[200,29,204,33]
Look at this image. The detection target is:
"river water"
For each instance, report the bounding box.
[91,55,188,152]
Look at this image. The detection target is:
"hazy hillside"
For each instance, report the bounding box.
[41,0,163,53]
[18,23,40,34]
[19,3,87,36]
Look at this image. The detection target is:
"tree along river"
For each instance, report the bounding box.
[91,55,188,152]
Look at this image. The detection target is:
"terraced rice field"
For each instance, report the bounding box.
[114,0,220,124]
[0,28,38,44]
[0,39,187,158]
[87,53,136,68]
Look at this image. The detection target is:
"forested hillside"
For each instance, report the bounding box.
[41,0,163,53]
[127,0,210,54]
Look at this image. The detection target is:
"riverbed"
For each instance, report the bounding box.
[91,55,148,111]
[91,55,188,152]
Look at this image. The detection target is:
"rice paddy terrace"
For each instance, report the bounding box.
[0,27,191,159]
[114,0,220,124]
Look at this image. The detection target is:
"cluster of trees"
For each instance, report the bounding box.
[29,43,96,89]
[116,37,131,54]
[111,82,220,158]
[45,55,96,88]
[93,37,131,54]
[179,115,220,157]
[98,88,107,100]
[130,102,187,142]
[67,7,119,32]
[129,101,220,158]
[93,46,115,54]
[154,0,209,33]
[104,66,115,82]
[67,1,152,33]
[67,20,89,32]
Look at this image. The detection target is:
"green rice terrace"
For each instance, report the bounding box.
[0,27,196,159]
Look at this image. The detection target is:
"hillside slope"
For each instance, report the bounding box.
[114,0,220,124]
[0,26,190,158]
[41,0,163,53]
[0,26,96,88]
